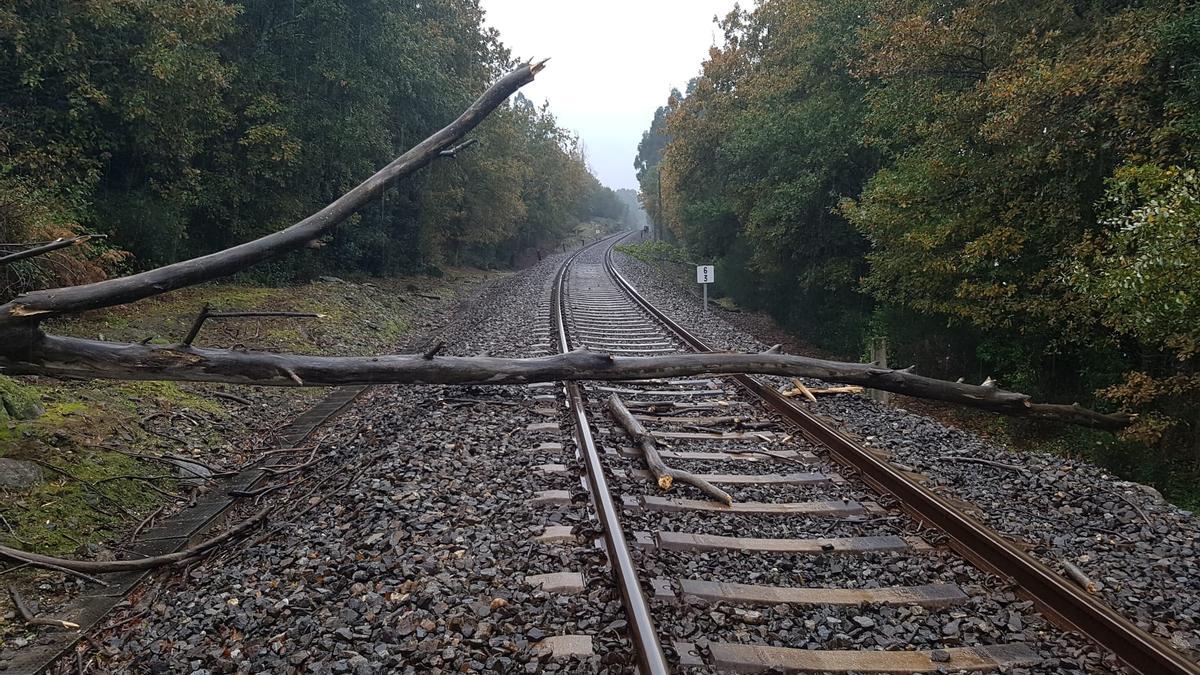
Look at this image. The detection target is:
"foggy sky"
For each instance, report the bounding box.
[480,0,739,191]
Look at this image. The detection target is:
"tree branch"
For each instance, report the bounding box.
[438,138,478,158]
[607,393,732,505]
[0,62,545,322]
[0,235,101,267]
[0,338,1131,430]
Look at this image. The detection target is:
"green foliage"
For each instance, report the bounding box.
[0,0,616,281]
[642,0,1200,502]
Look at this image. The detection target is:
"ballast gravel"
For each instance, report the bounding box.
[613,247,1200,663]
[82,253,632,673]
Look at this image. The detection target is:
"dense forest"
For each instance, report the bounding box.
[0,0,629,297]
[636,0,1200,501]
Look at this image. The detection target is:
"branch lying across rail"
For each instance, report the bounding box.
[606,393,732,505]
[0,62,544,322]
[0,339,1131,430]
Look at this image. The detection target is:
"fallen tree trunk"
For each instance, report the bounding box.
[0,337,1131,430]
[606,394,732,505]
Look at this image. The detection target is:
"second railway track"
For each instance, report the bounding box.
[554,235,1200,674]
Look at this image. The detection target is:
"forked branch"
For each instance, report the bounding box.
[607,394,732,505]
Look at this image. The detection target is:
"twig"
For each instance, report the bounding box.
[212,391,252,405]
[0,505,272,574]
[261,446,321,477]
[183,304,321,346]
[0,562,31,577]
[129,505,165,541]
[437,137,478,158]
[439,397,520,407]
[7,586,80,630]
[1104,487,1154,529]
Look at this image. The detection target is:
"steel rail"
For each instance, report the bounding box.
[552,238,671,675]
[601,239,1200,675]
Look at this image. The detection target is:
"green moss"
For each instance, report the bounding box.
[115,381,222,415]
[2,450,169,554]
[0,375,44,421]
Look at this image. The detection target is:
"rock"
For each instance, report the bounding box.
[0,458,41,489]
[0,376,43,421]
[164,457,212,488]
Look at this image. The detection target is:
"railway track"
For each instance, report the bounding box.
[554,235,1200,674]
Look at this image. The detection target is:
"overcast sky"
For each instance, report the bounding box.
[480,0,739,191]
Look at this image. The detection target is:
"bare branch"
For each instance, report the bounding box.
[182,305,320,346]
[0,63,544,322]
[0,235,102,267]
[438,138,478,158]
[607,394,732,505]
[0,339,1131,430]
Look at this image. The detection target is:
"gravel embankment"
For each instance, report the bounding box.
[47,254,630,673]
[613,249,1200,662]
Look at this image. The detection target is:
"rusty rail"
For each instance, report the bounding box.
[553,238,670,674]
[602,239,1200,675]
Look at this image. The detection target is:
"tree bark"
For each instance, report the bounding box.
[606,393,732,505]
[0,337,1130,430]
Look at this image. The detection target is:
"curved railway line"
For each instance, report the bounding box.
[554,234,1200,674]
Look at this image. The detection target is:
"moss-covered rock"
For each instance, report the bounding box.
[0,376,43,421]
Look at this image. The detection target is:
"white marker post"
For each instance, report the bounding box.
[696,264,714,312]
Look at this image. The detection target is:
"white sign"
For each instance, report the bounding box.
[696,265,715,284]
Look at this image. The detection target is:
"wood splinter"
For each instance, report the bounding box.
[7,586,80,630]
[606,394,732,506]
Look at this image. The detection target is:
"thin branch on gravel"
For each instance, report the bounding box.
[607,394,732,506]
[935,455,1029,474]
[0,505,271,574]
[129,505,165,541]
[138,421,191,446]
[211,391,253,405]
[261,446,320,477]
[107,450,234,479]
[255,445,317,458]
[7,586,80,630]
[0,562,31,578]
[439,397,520,407]
[1103,487,1154,529]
